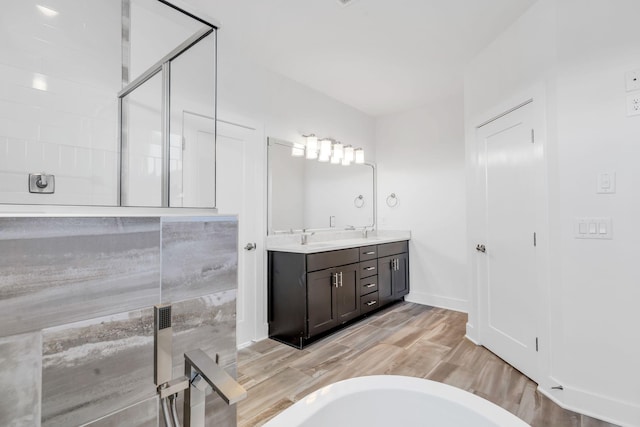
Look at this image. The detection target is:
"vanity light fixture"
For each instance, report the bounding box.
[295,134,365,166]
[36,4,59,17]
[333,142,344,160]
[291,142,305,157]
[344,146,354,163]
[319,139,332,158]
[318,148,331,162]
[305,135,318,159]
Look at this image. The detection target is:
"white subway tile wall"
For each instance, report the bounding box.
[0,1,121,205]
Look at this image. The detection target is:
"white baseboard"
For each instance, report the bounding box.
[538,379,639,427]
[405,291,468,313]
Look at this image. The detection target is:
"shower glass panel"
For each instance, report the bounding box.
[169,33,216,207]
[120,72,163,207]
[119,6,217,208]
[129,0,206,82]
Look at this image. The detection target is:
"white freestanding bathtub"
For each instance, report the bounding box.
[264,375,530,427]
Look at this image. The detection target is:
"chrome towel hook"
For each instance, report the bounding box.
[386,193,398,207]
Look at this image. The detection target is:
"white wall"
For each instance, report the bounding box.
[375,93,468,312]
[465,1,640,425]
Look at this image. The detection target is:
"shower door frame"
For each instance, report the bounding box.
[118,2,218,207]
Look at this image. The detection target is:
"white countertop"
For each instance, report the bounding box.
[266,230,411,254]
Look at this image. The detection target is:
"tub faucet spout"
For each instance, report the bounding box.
[184,349,247,426]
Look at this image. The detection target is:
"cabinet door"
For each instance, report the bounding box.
[392,252,409,298]
[336,263,360,324]
[307,268,338,337]
[378,255,394,304]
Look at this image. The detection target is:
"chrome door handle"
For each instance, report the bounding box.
[332,273,338,288]
[364,251,376,255]
[366,300,377,306]
[339,272,343,287]
[364,267,376,271]
[244,242,256,251]
[365,283,376,288]
[475,244,486,253]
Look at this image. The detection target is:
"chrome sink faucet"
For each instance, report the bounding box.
[301,231,315,245]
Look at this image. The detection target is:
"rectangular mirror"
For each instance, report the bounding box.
[267,137,375,234]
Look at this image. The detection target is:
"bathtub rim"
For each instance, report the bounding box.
[263,375,530,426]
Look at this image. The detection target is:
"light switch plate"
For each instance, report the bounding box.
[575,217,613,239]
[597,171,616,194]
[626,69,640,92]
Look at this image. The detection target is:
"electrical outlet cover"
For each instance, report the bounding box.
[627,92,640,116]
[626,69,640,92]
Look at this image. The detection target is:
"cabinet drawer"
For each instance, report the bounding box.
[359,245,378,261]
[361,292,379,314]
[360,259,378,278]
[377,241,408,257]
[360,276,378,295]
[307,248,360,272]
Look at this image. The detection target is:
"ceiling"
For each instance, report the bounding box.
[184,0,537,117]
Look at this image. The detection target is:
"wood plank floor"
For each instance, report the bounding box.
[237,302,618,427]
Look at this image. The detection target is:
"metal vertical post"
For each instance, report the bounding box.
[161,62,171,207]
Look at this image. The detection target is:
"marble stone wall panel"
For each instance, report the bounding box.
[170,290,237,375]
[0,217,161,337]
[0,332,42,427]
[161,217,237,303]
[82,397,158,427]
[42,308,156,427]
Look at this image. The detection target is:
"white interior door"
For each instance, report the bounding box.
[179,112,216,207]
[215,119,264,348]
[476,101,539,381]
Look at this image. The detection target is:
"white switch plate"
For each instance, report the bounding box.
[626,69,640,92]
[597,171,616,194]
[575,217,613,239]
[627,92,640,116]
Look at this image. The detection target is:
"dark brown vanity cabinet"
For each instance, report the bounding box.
[378,241,410,305]
[307,262,360,337]
[268,241,409,349]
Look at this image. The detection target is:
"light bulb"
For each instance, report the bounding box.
[306,135,318,159]
[355,148,365,164]
[320,139,332,157]
[291,143,305,157]
[344,146,354,163]
[341,157,351,166]
[333,143,344,160]
[330,155,340,164]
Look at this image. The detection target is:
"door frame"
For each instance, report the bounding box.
[216,111,268,348]
[465,84,551,386]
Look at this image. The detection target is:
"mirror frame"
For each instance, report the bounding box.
[267,137,377,234]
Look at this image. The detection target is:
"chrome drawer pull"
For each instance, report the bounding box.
[365,283,376,288]
[364,267,376,271]
[366,300,377,306]
[363,251,376,255]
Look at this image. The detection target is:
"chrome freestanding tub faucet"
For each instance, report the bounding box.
[154,304,246,427]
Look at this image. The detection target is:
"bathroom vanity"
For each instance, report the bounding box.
[267,235,410,349]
